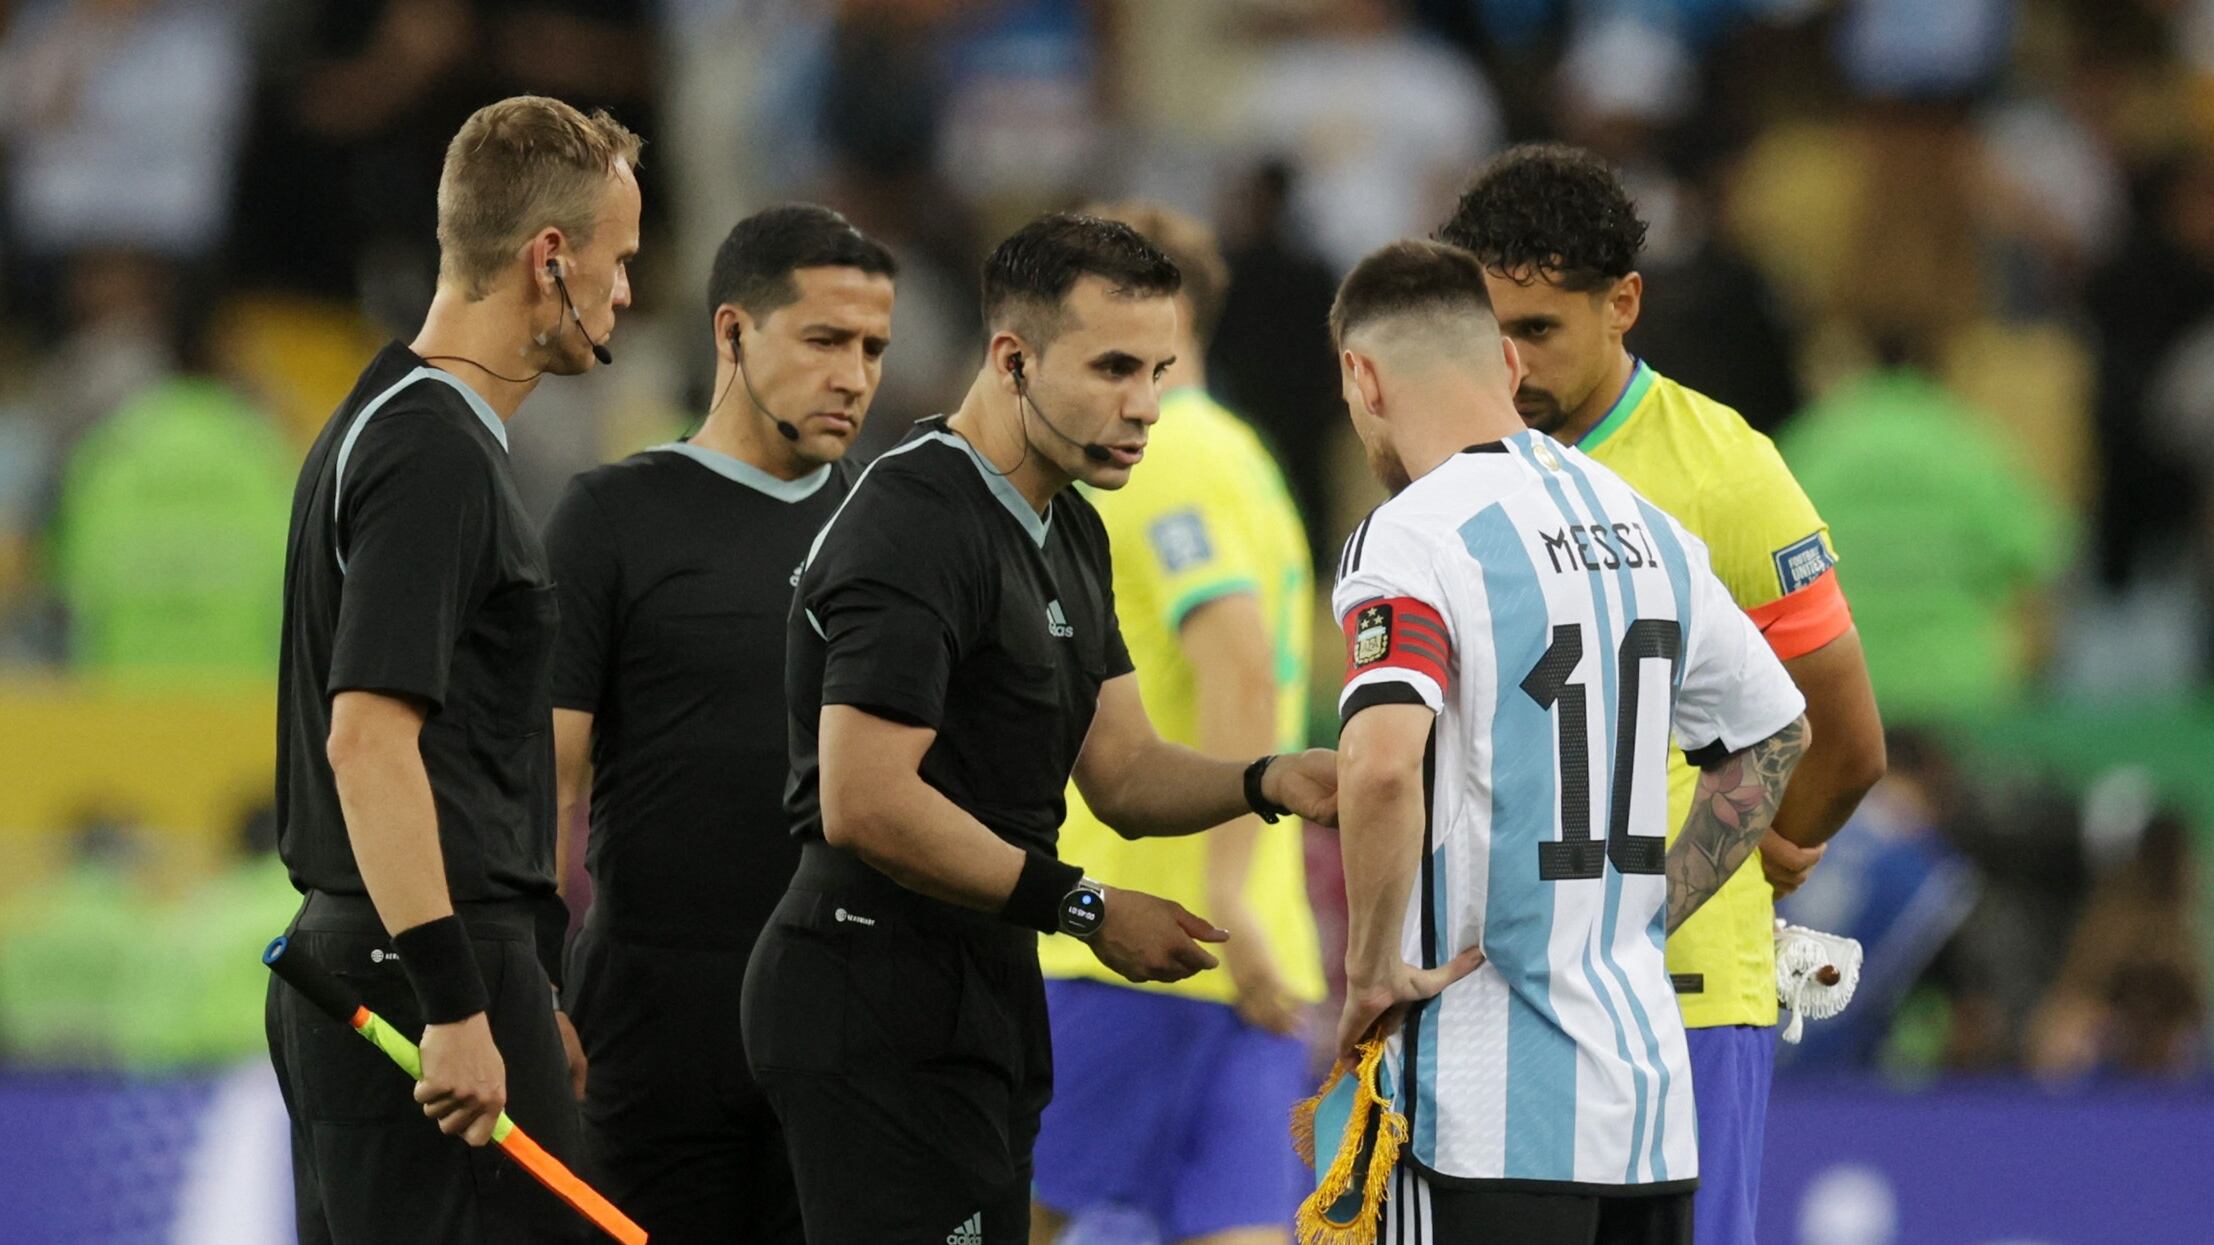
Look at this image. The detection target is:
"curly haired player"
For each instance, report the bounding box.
[1439,145,1886,1245]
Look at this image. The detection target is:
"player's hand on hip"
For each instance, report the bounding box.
[1265,748,1340,827]
[416,1012,507,1146]
[553,1007,588,1101]
[1759,831,1825,899]
[1335,945,1486,1060]
[1089,887,1229,984]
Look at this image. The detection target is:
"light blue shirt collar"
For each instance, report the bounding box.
[649,442,833,503]
[411,367,509,452]
[922,425,1051,548]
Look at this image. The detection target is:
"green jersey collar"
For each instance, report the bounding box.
[1576,356,1653,454]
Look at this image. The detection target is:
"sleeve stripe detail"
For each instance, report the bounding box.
[1165,577,1259,630]
[1394,635,1450,668]
[1340,679,1432,727]
[1744,568,1851,662]
[1396,613,1451,645]
[1341,512,1376,578]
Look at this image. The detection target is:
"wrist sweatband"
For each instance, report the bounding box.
[1005,851,1084,935]
[395,915,490,1024]
[1244,754,1288,824]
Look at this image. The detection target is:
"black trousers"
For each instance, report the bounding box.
[266,892,590,1245]
[742,844,1052,1245]
[564,918,803,1244]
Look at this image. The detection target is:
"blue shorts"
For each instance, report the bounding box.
[1034,979,1310,1241]
[1686,1025,1775,1245]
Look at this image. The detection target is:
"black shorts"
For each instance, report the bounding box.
[741,844,1051,1245]
[563,919,802,1244]
[1381,1166,1694,1245]
[266,891,590,1245]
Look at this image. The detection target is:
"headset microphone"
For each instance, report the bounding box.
[1010,353,1113,463]
[548,260,614,365]
[732,325,801,442]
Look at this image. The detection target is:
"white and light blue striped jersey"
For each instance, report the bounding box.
[1332,429,1804,1192]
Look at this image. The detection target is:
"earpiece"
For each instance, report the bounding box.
[729,319,798,442]
[1007,349,1111,464]
[547,256,613,365]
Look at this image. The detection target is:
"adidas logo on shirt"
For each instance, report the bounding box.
[946,1212,983,1245]
[1045,599,1074,638]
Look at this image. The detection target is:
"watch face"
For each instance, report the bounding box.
[1060,885,1105,939]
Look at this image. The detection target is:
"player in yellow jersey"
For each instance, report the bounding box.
[1031,204,1324,1245]
[1440,146,1888,1245]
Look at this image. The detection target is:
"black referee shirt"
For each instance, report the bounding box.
[787,415,1134,857]
[276,343,559,903]
[545,443,852,948]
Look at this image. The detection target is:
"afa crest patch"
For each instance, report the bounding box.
[1352,604,1393,667]
[1148,509,1214,574]
[1773,532,1836,596]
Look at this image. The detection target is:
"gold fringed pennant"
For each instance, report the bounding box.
[1291,1037,1407,1245]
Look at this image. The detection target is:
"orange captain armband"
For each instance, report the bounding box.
[1744,568,1852,662]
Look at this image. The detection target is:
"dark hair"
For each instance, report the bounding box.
[1330,239,1495,348]
[981,212,1182,347]
[1437,143,1647,291]
[706,203,897,322]
[1082,200,1231,347]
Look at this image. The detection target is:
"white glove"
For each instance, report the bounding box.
[1774,920,1863,1044]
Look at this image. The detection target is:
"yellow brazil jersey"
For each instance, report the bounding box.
[1580,359,1851,1029]
[1038,388,1326,1005]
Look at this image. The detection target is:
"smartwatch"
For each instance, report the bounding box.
[1057,876,1107,940]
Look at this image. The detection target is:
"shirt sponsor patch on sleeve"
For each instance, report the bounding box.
[1773,532,1836,597]
[1148,509,1214,574]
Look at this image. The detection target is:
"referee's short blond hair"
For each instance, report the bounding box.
[1083,200,1231,348]
[437,96,643,300]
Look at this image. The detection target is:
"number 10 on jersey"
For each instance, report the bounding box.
[1521,619,1681,882]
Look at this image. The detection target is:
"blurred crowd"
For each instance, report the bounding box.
[0,0,2207,1083]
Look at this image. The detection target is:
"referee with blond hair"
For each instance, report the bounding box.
[269,95,640,1244]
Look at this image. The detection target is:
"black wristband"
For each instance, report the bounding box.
[1005,851,1085,935]
[394,915,490,1024]
[1244,754,1288,824]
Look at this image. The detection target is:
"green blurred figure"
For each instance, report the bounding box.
[0,823,150,1067]
[0,811,300,1071]
[1782,368,2073,723]
[50,377,293,681]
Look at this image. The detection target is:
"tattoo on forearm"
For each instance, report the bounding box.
[1666,715,1810,934]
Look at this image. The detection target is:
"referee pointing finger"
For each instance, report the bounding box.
[741,213,1340,1245]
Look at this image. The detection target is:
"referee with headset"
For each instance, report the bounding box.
[546,204,896,1243]
[268,97,637,1243]
[743,213,1341,1245]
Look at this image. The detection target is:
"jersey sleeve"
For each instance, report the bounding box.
[802,472,987,730]
[327,410,492,711]
[1670,519,1807,763]
[1094,523,1137,681]
[542,475,621,714]
[1096,474,1264,632]
[1698,435,1852,661]
[1332,512,1454,725]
